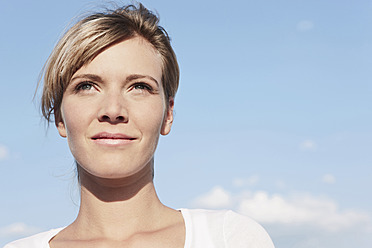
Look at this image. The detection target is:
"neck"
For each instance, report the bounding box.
[72,162,169,240]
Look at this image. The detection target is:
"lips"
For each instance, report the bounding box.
[91,132,136,146]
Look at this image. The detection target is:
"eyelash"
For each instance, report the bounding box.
[133,82,153,92]
[72,81,153,93]
[74,81,96,92]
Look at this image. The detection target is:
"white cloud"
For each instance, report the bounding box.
[0,223,41,238]
[233,175,260,187]
[299,140,317,151]
[0,144,9,160]
[322,174,336,184]
[238,191,370,232]
[191,186,371,233]
[296,20,314,31]
[191,186,232,209]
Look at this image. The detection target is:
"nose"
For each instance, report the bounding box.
[98,91,128,124]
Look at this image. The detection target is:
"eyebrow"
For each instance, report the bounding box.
[70,73,159,87]
[126,74,159,87]
[70,74,103,83]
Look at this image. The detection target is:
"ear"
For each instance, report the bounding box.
[161,97,174,136]
[55,110,67,138]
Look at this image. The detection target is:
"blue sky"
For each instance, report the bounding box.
[1,0,372,247]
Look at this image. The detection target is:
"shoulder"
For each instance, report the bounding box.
[3,228,64,248]
[222,210,275,248]
[181,209,274,248]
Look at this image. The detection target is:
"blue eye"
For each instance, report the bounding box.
[134,83,152,91]
[76,82,94,91]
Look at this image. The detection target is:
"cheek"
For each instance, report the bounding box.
[134,100,165,134]
[61,102,91,149]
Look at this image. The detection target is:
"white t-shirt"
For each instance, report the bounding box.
[4,209,274,248]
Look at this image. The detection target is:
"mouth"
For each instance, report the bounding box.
[91,132,136,146]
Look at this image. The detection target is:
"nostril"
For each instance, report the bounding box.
[101,115,110,121]
[99,114,126,123]
[116,116,125,121]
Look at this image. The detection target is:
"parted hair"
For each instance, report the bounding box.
[41,3,179,123]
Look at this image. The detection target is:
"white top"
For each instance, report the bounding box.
[4,209,274,248]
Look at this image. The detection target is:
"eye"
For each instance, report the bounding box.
[133,83,153,91]
[75,81,95,92]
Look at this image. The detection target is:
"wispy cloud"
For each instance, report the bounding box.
[299,140,317,151]
[322,174,336,184]
[0,223,41,238]
[0,144,9,160]
[275,180,287,190]
[238,191,369,232]
[296,20,314,31]
[233,175,260,187]
[191,186,232,209]
[191,186,371,233]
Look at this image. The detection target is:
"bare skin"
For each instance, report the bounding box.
[49,161,185,248]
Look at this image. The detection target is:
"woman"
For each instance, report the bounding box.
[5,3,274,248]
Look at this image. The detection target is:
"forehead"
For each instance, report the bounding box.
[72,37,163,83]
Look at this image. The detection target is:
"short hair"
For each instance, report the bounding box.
[40,3,179,123]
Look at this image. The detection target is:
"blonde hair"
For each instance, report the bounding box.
[41,3,179,122]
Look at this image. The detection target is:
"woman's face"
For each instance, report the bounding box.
[57,37,174,179]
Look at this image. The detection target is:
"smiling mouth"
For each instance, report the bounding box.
[91,132,136,146]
